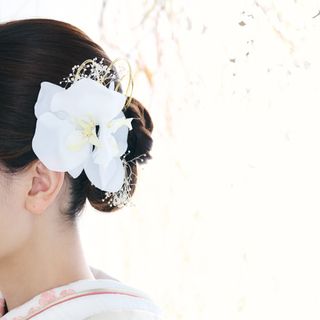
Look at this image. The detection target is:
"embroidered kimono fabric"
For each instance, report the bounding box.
[0,267,162,320]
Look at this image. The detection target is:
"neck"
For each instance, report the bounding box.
[0,222,94,312]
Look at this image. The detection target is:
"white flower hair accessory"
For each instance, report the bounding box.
[31,57,142,208]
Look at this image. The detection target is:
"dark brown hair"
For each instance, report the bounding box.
[0,18,153,222]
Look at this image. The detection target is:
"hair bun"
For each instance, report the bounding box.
[85,96,154,212]
[123,96,153,164]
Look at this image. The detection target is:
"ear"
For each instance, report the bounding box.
[25,160,65,215]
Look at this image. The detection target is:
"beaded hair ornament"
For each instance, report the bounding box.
[31,57,146,208]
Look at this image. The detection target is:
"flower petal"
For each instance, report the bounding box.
[108,81,115,90]
[51,78,127,123]
[34,82,64,119]
[107,117,133,133]
[32,112,91,173]
[84,156,125,192]
[107,111,132,156]
[68,163,84,178]
[113,125,129,156]
[91,118,125,169]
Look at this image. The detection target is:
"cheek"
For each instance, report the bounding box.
[0,180,33,260]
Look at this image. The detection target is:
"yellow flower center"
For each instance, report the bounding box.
[74,115,101,148]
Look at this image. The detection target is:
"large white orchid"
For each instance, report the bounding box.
[31,77,134,192]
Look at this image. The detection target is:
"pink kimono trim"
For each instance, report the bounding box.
[3,289,143,320]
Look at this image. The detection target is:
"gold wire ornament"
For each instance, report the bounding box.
[60,57,134,109]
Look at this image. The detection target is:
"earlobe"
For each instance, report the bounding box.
[24,161,65,215]
[26,197,45,215]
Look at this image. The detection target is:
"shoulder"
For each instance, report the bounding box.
[80,277,164,320]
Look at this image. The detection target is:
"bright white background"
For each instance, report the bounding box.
[3,0,320,319]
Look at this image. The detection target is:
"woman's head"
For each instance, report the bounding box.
[0,18,153,237]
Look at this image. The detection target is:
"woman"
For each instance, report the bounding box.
[0,18,162,319]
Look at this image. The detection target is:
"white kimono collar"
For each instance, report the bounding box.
[0,277,162,320]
